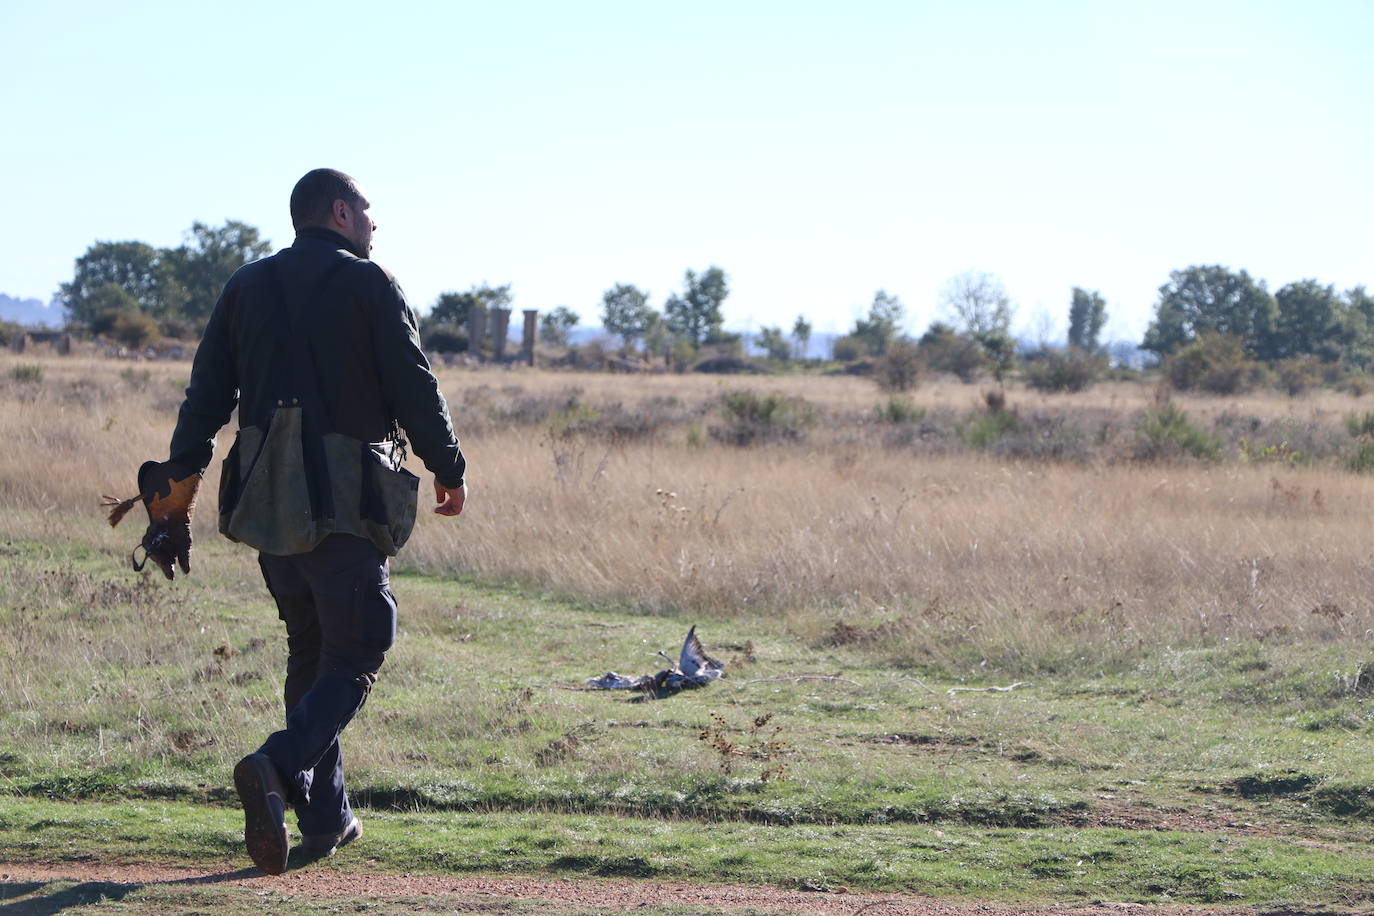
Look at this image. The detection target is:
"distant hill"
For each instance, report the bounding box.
[0,294,66,328]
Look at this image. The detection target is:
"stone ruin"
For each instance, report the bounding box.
[467,307,539,366]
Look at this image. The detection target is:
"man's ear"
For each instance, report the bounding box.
[331,198,350,228]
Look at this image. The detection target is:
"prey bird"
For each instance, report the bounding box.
[587,626,724,697]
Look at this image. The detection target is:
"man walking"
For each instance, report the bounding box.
[125,168,466,874]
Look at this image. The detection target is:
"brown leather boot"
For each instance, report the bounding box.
[233,753,289,875]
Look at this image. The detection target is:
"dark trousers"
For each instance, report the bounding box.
[256,534,396,837]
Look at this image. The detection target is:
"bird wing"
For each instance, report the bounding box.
[587,672,651,689]
[678,626,723,678]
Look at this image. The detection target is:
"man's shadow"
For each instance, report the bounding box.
[0,866,260,915]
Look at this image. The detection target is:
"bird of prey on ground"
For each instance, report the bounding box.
[587,626,724,697]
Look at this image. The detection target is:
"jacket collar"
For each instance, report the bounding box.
[292,226,364,258]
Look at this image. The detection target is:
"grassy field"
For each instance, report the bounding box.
[4,354,1374,912]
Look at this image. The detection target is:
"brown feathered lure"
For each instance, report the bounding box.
[102,460,202,580]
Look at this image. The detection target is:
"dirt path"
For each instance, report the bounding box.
[0,861,1270,915]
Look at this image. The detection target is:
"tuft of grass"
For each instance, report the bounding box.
[1348,440,1374,472]
[960,408,1022,448]
[874,395,925,424]
[9,363,43,383]
[1136,400,1221,461]
[1344,410,1374,438]
[709,390,814,445]
[119,366,152,388]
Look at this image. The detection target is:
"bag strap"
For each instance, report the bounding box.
[264,256,349,430]
[261,255,350,523]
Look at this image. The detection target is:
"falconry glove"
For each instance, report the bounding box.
[102,461,202,580]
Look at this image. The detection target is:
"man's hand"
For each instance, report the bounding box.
[433,479,466,517]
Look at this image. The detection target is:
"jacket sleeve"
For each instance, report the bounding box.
[168,282,240,473]
[367,267,466,488]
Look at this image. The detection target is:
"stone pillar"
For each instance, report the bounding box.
[467,307,487,359]
[57,334,72,356]
[490,308,511,360]
[522,309,538,366]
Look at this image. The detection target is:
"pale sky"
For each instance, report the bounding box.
[1,0,1370,343]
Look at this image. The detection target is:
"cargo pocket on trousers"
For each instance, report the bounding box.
[258,555,314,629]
[352,576,397,657]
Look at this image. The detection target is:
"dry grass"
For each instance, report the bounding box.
[3,354,1373,670]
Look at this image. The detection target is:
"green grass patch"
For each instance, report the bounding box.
[2,797,1373,905]
[10,533,1374,906]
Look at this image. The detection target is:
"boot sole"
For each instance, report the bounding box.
[300,817,362,858]
[233,755,289,875]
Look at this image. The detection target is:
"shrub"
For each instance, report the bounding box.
[709,390,814,446]
[1349,441,1374,473]
[0,319,23,347]
[1275,357,1321,397]
[1343,411,1374,438]
[975,330,1017,383]
[1136,401,1220,461]
[109,309,159,348]
[720,389,813,426]
[700,333,744,357]
[10,363,43,383]
[547,402,602,437]
[693,356,768,374]
[917,324,984,382]
[547,398,687,443]
[1023,348,1103,393]
[832,358,874,377]
[569,339,610,370]
[89,305,129,337]
[85,302,156,347]
[668,338,696,372]
[874,396,925,424]
[989,413,1091,462]
[423,323,468,353]
[961,409,1023,449]
[119,367,152,389]
[1165,334,1262,395]
[158,315,201,341]
[1223,414,1339,465]
[873,340,922,391]
[1320,360,1348,386]
[831,335,865,362]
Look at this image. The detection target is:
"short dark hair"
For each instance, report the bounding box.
[290,168,363,231]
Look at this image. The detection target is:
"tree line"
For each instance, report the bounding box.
[51,223,1368,386]
[1143,267,1374,364]
[58,222,272,346]
[420,266,741,366]
[809,266,1369,394]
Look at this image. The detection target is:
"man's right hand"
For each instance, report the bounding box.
[433,479,466,517]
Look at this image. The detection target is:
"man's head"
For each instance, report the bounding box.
[289,168,375,257]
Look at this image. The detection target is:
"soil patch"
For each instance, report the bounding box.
[0,860,1269,915]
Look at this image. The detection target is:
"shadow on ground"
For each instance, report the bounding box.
[0,867,259,915]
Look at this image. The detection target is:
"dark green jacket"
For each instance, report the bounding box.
[169,228,465,488]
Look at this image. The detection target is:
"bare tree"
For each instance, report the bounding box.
[939,270,1013,336]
